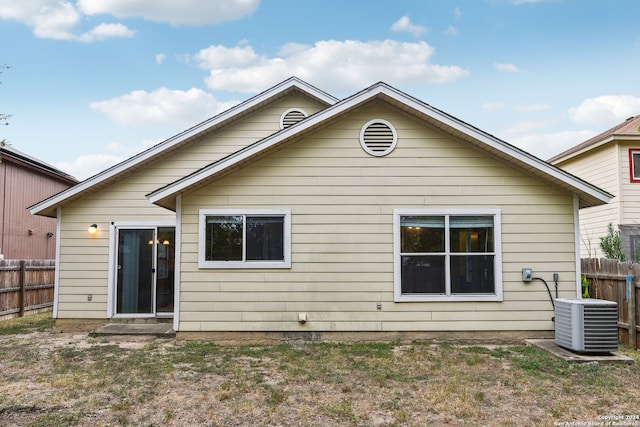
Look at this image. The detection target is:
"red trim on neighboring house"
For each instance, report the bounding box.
[630,149,640,183]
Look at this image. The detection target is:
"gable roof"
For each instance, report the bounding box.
[1,144,78,185]
[147,81,613,210]
[30,77,338,217]
[548,115,640,164]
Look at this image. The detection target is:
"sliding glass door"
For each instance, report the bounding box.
[155,227,175,313]
[115,227,175,315]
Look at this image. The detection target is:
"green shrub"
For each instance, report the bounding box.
[600,223,626,261]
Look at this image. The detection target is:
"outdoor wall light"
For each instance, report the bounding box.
[88,224,98,234]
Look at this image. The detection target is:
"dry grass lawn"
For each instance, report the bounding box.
[1,313,640,426]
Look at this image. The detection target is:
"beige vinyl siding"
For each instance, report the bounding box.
[619,142,640,224]
[179,103,576,332]
[56,179,174,319]
[554,143,620,258]
[55,93,327,319]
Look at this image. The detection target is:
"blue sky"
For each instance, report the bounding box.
[1,0,640,180]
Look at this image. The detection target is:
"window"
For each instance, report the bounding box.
[199,209,291,268]
[629,149,640,183]
[631,235,640,262]
[393,209,502,302]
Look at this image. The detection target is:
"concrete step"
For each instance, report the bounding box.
[93,323,175,337]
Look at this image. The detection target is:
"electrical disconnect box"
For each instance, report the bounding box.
[522,268,533,282]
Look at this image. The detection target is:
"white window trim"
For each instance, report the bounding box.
[198,209,291,269]
[630,148,640,183]
[393,208,503,302]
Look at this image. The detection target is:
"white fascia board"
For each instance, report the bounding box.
[376,85,613,205]
[148,85,386,204]
[548,136,615,165]
[30,77,338,216]
[550,135,640,165]
[285,77,340,104]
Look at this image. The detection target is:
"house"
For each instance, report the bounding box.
[549,115,640,260]
[0,144,77,260]
[30,78,612,341]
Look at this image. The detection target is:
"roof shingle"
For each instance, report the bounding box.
[549,115,640,163]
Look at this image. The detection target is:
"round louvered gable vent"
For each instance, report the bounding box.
[280,108,308,129]
[359,119,398,156]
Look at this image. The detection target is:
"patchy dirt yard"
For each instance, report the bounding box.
[1,315,640,426]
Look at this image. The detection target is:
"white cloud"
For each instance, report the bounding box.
[494,63,520,73]
[511,129,596,160]
[499,118,596,160]
[156,53,167,64]
[0,0,255,41]
[444,26,459,36]
[497,117,595,159]
[515,103,551,112]
[196,40,469,94]
[54,138,161,180]
[195,45,260,69]
[78,23,135,42]
[569,95,640,126]
[454,7,462,19]
[89,87,238,127]
[0,0,134,42]
[391,16,427,38]
[30,1,80,40]
[501,118,556,135]
[482,102,505,113]
[0,0,78,40]
[278,43,310,57]
[54,153,123,181]
[77,0,260,26]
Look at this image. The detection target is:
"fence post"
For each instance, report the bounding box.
[629,277,637,350]
[18,260,26,317]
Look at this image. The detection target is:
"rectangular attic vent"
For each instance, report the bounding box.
[554,298,618,353]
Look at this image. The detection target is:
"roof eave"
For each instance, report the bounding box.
[147,83,613,210]
[1,147,78,184]
[31,77,338,217]
[548,137,614,164]
[549,134,640,165]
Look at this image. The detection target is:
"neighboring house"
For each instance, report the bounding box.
[30,78,611,340]
[0,144,77,260]
[549,115,640,260]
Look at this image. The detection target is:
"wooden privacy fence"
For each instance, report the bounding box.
[581,258,639,350]
[0,259,55,319]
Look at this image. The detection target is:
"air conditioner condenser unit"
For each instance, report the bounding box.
[554,298,618,353]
